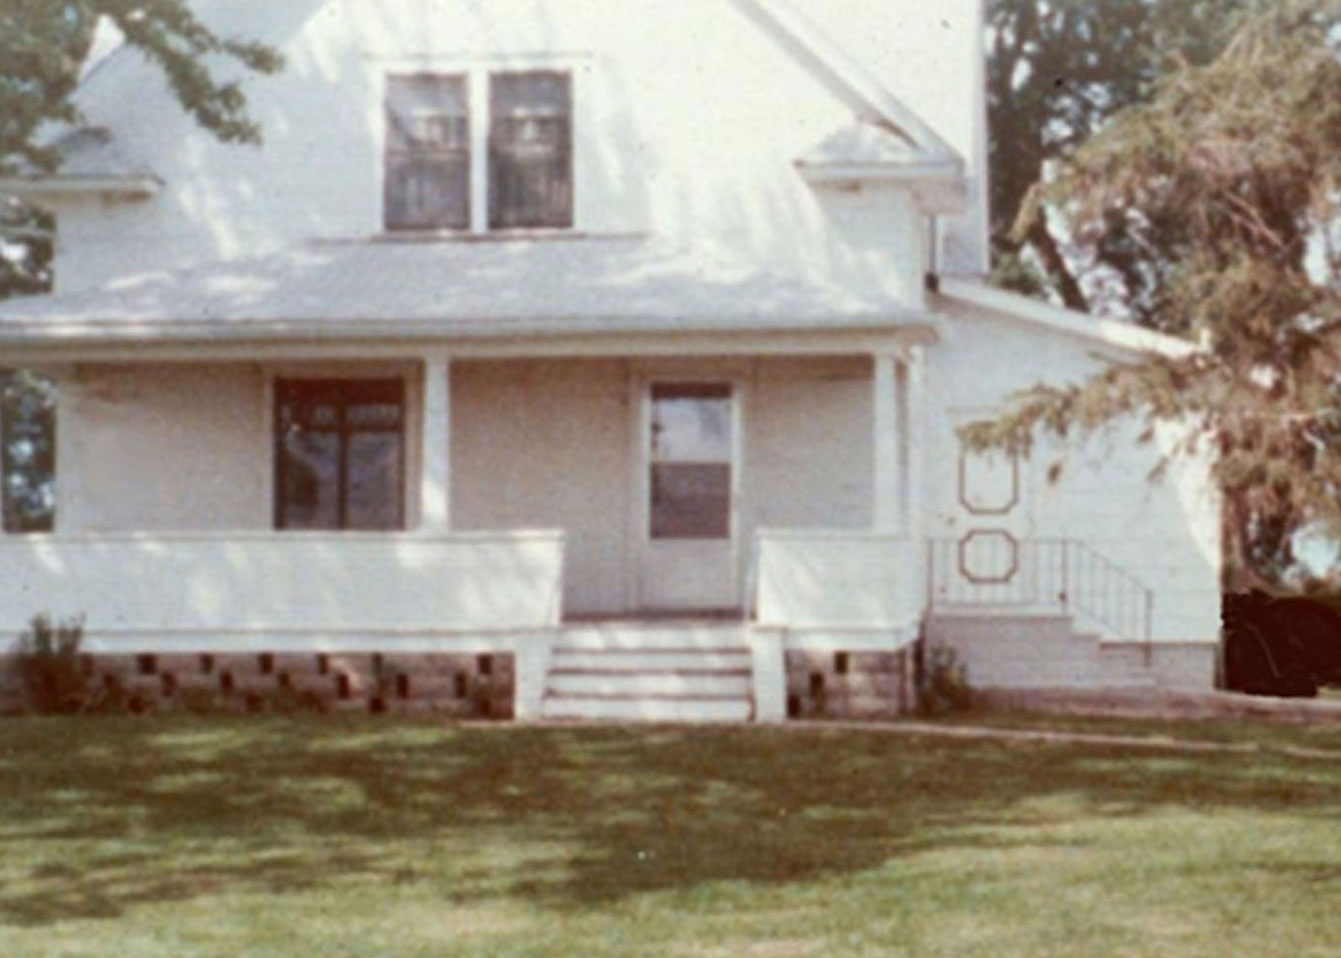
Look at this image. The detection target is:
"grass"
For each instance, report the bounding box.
[0,716,1339,957]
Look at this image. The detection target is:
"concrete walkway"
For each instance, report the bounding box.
[831,718,1341,761]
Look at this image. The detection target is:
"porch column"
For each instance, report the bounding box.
[904,344,926,541]
[872,352,902,533]
[51,366,79,535]
[420,350,452,533]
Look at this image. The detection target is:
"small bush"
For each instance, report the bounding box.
[917,644,972,716]
[13,614,90,714]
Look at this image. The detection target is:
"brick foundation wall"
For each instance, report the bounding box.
[2,651,516,717]
[785,649,913,719]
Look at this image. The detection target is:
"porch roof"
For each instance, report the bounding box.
[0,237,935,347]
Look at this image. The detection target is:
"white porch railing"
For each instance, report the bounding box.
[753,530,923,634]
[0,530,564,647]
[927,537,1154,656]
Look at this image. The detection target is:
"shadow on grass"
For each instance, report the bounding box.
[0,717,1337,926]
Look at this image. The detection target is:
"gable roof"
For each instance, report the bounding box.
[730,0,961,164]
[936,278,1199,360]
[794,121,967,211]
[0,237,937,347]
[28,0,964,192]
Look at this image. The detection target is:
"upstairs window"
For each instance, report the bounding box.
[384,74,470,231]
[489,71,573,230]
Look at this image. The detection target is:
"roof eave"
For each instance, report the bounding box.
[796,161,968,214]
[0,310,947,351]
[936,278,1199,360]
[0,175,162,199]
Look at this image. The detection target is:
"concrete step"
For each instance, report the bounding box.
[548,649,750,672]
[542,695,753,723]
[548,671,752,698]
[557,625,749,650]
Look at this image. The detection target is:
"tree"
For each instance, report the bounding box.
[0,2,283,290]
[966,0,1341,591]
[0,1,282,531]
[987,0,1266,316]
[1,1,282,175]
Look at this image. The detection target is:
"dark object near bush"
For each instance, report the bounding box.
[13,614,90,714]
[1222,591,1341,697]
[917,644,972,716]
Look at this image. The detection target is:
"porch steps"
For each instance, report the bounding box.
[542,623,754,723]
[925,611,1161,690]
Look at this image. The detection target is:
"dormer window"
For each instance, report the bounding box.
[383,69,573,234]
[384,74,470,231]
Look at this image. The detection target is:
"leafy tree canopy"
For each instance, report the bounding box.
[987,0,1270,316]
[0,1,282,292]
[0,0,282,175]
[967,0,1341,590]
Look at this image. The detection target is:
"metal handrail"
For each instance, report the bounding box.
[927,537,1155,666]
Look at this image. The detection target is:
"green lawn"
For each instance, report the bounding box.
[1,717,1339,957]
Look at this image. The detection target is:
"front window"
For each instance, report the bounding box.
[274,379,405,530]
[384,74,470,231]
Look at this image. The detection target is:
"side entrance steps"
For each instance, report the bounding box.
[925,610,1162,689]
[542,623,754,722]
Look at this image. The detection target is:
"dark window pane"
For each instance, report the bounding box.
[346,433,403,530]
[489,71,572,230]
[385,74,469,231]
[651,463,731,539]
[385,154,469,231]
[278,428,340,530]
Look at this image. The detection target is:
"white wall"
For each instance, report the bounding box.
[51,0,965,302]
[0,530,563,636]
[61,363,268,533]
[790,0,989,275]
[451,356,875,616]
[924,301,1222,643]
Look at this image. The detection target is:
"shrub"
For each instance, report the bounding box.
[13,614,90,714]
[917,644,972,717]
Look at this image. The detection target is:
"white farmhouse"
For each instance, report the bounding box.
[0,0,1221,719]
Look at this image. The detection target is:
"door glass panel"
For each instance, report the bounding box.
[649,383,732,540]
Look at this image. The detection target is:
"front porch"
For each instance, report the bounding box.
[1,344,932,720]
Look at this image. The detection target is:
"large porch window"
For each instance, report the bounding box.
[274,379,406,531]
